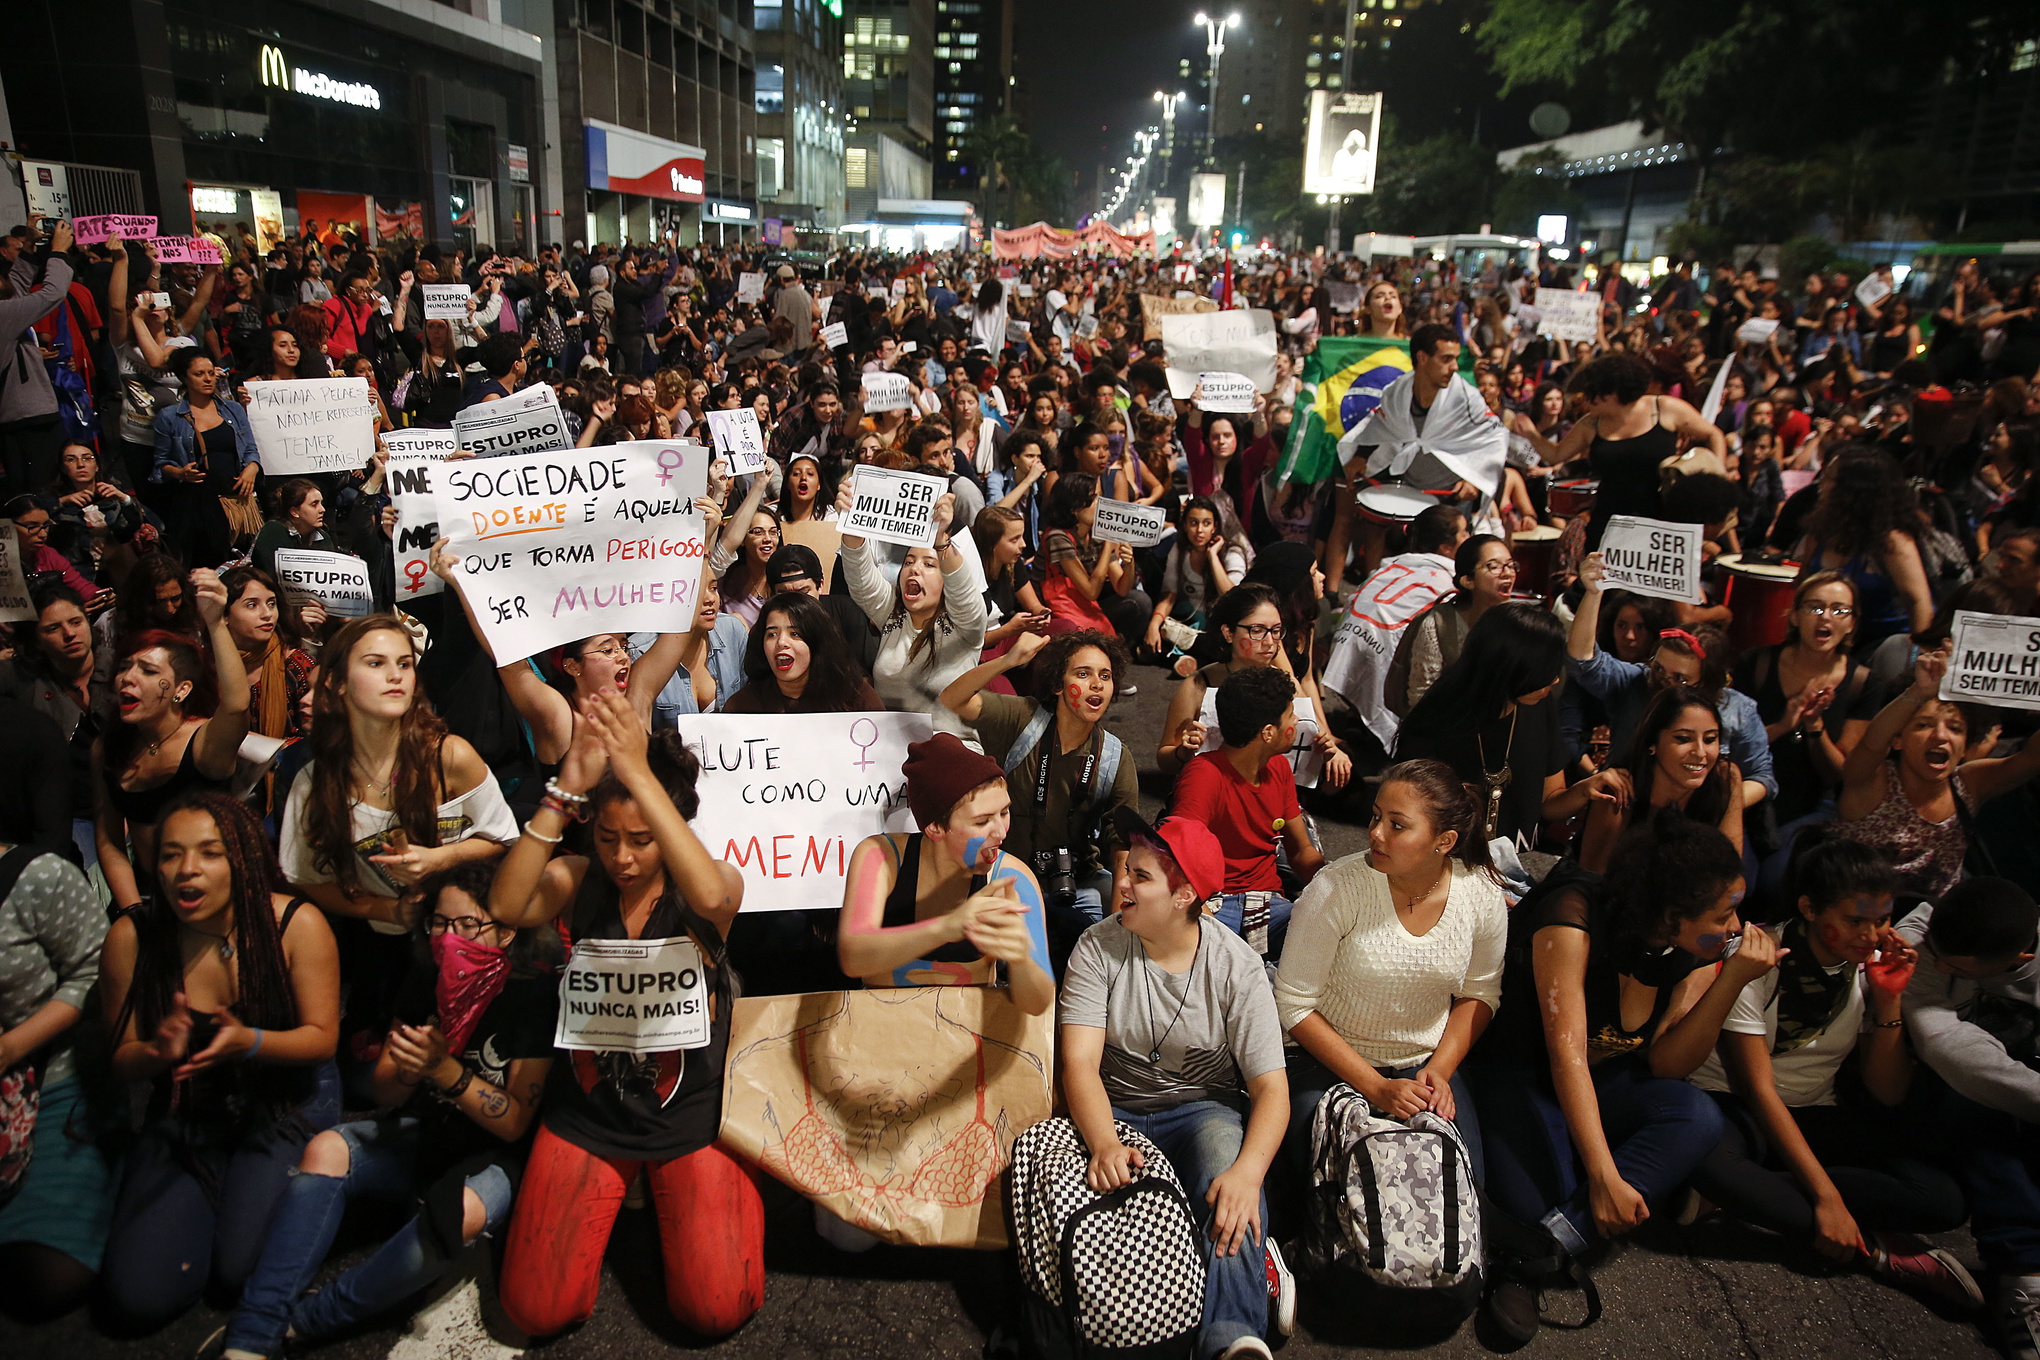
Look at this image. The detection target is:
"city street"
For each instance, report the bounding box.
[0,676,1998,1360]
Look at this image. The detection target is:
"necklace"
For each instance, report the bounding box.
[1390,861,1449,913]
[1475,707,1519,841]
[1138,928,1201,1065]
[181,921,234,962]
[353,755,396,797]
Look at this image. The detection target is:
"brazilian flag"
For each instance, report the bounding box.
[1277,335,1413,484]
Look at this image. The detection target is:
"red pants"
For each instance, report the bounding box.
[500,1124,765,1338]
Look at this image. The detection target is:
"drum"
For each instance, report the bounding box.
[1355,483,1443,525]
[1718,553,1801,655]
[1549,478,1598,520]
[1509,525,1563,602]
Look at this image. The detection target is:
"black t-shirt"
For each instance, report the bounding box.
[1735,643,1884,824]
[1394,693,1567,847]
[394,967,559,1173]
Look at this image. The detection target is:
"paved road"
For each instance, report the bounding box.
[1,666,2004,1359]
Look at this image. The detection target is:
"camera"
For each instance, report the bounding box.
[1033,847,1077,911]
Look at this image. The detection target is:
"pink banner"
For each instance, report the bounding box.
[73,214,157,245]
[150,236,222,264]
[991,220,1155,260]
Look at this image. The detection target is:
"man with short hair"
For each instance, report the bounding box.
[908,420,985,532]
[1992,528,2040,613]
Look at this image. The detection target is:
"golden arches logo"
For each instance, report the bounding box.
[258,45,290,90]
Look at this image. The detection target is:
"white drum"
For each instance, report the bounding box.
[1355,483,1443,525]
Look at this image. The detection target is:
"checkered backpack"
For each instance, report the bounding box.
[1300,1083,1482,1291]
[1007,1117,1204,1359]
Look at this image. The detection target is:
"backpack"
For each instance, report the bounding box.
[1007,1116,1204,1360]
[1298,1083,1481,1291]
[42,301,100,445]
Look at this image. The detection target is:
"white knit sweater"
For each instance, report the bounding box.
[841,535,988,746]
[1273,855,1506,1070]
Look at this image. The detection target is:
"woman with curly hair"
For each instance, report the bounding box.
[1793,445,1937,647]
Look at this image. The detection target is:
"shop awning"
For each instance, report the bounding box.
[585,119,706,204]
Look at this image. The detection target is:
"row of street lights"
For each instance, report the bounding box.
[1100,13,1238,234]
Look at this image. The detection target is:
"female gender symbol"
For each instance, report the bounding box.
[655,446,688,487]
[849,717,879,769]
[402,559,429,592]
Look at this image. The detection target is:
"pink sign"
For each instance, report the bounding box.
[72,214,157,245]
[149,236,219,264]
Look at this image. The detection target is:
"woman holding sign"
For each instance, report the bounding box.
[491,692,762,1340]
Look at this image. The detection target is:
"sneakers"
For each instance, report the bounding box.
[1265,1238,1296,1337]
[1218,1338,1273,1360]
[1868,1234,1982,1310]
[2000,1275,2040,1360]
[1118,681,1139,698]
[1482,1273,1542,1348]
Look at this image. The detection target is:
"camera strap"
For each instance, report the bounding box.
[1036,722,1101,816]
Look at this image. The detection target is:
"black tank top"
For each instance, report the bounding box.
[104,732,233,828]
[1585,397,1676,550]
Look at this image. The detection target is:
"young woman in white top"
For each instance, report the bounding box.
[1273,758,1506,1175]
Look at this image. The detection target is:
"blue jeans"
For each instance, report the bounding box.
[1284,1052,1486,1189]
[1113,1101,1268,1360]
[1069,867,1117,923]
[224,1117,515,1355]
[1465,1055,1723,1255]
[1946,1092,2040,1274]
[1209,893,1293,960]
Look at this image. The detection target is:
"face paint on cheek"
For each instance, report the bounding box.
[1064,683,1085,709]
[964,836,990,871]
[1820,921,1850,951]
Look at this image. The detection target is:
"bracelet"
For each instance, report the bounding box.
[1877,1018,1904,1029]
[521,824,564,846]
[543,780,589,807]
[433,1065,475,1102]
[539,794,586,823]
[245,1028,264,1060]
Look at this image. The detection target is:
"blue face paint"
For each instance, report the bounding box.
[964,835,990,871]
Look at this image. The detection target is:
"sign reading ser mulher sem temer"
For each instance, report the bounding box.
[1943,611,2040,712]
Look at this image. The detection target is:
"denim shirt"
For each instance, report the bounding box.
[150,397,260,482]
[1564,647,1778,800]
[629,614,751,726]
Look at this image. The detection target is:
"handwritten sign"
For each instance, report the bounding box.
[1943,611,2040,712]
[382,428,460,601]
[1736,318,1780,346]
[1140,292,1217,341]
[1092,498,1169,548]
[1005,319,1032,345]
[1598,515,1701,604]
[555,936,711,1052]
[705,407,769,475]
[150,236,221,264]
[860,370,914,414]
[1196,371,1256,414]
[452,384,571,459]
[891,278,908,300]
[737,271,765,304]
[272,549,374,619]
[72,214,156,245]
[0,537,33,623]
[676,711,930,913]
[841,465,946,547]
[422,284,470,320]
[820,321,849,350]
[1159,308,1277,399]
[433,441,709,663]
[1535,288,1599,343]
[245,377,377,476]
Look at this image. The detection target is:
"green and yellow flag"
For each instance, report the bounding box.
[1277,334,1413,484]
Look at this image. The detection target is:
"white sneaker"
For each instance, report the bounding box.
[2001,1276,2040,1360]
[1265,1237,1297,1337]
[1219,1338,1273,1360]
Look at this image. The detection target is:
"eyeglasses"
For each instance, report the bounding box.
[1233,623,1285,641]
[1478,559,1518,574]
[15,519,50,535]
[1800,602,1854,619]
[580,641,629,662]
[426,914,501,940]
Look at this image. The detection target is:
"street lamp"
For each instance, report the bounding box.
[1194,12,1240,165]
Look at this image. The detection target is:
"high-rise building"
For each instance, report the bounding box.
[753,0,848,240]
[1213,0,1305,141]
[843,0,942,231]
[932,0,1011,197]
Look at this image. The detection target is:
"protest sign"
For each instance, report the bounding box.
[841,465,946,547]
[452,383,571,459]
[422,284,470,320]
[72,214,155,245]
[1076,314,1100,341]
[1092,498,1169,547]
[1736,318,1780,346]
[149,236,217,264]
[245,377,377,476]
[1016,282,1035,298]
[678,710,931,913]
[1942,611,2040,712]
[1140,291,1217,341]
[1159,308,1277,399]
[1855,275,1894,310]
[272,549,375,619]
[1005,319,1032,345]
[820,321,849,350]
[705,408,769,475]
[737,271,765,303]
[555,936,711,1053]
[891,277,908,299]
[1326,281,1362,313]
[1194,693,1326,788]
[1196,371,1256,414]
[433,441,710,663]
[1598,515,1702,604]
[781,520,842,591]
[382,428,460,601]
[1535,288,1599,342]
[0,536,33,623]
[860,370,914,414]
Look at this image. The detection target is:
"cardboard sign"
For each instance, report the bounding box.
[677,710,931,913]
[705,407,769,475]
[860,370,914,414]
[272,549,374,619]
[820,321,849,350]
[433,441,711,663]
[1736,318,1780,346]
[780,520,842,592]
[1196,371,1257,414]
[1140,292,1217,341]
[1598,515,1702,604]
[1943,611,2040,712]
[1535,288,1599,343]
[737,271,765,304]
[0,536,34,623]
[422,284,470,320]
[382,428,460,601]
[555,936,711,1053]
[841,465,946,547]
[1091,498,1169,548]
[245,377,377,476]
[452,384,571,459]
[72,214,156,245]
[1855,275,1894,310]
[1158,308,1277,399]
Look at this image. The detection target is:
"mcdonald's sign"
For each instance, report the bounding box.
[256,43,382,110]
[259,45,289,90]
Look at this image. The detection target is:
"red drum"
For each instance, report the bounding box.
[1719,554,1800,655]
[1355,483,1443,525]
[1549,478,1598,520]
[1509,525,1563,602]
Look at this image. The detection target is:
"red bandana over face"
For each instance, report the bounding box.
[432,930,512,1055]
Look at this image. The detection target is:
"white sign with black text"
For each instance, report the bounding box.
[1196,372,1257,414]
[860,370,914,414]
[452,384,571,459]
[1942,611,2040,712]
[1598,516,1702,604]
[705,409,768,475]
[1535,289,1599,343]
[382,428,460,601]
[841,465,946,548]
[554,936,711,1052]
[1092,498,1169,547]
[245,377,377,476]
[422,284,470,320]
[1160,309,1277,400]
[272,549,375,619]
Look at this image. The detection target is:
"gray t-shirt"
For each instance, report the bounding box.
[1059,915,1285,1114]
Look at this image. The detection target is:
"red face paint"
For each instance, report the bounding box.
[1820,921,1849,951]
[1065,683,1086,708]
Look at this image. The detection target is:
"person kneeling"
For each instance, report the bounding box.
[1059,811,1293,1359]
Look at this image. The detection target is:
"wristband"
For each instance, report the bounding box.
[434,1065,475,1102]
[543,780,589,807]
[1877,1018,1904,1029]
[245,1028,264,1060]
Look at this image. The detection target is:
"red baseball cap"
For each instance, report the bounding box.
[1114,807,1224,902]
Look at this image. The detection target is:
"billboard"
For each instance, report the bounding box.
[1187,174,1227,229]
[1304,90,1382,197]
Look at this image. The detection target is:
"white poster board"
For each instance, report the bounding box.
[0,536,34,622]
[1092,498,1169,547]
[382,428,460,601]
[554,936,711,1052]
[841,465,946,547]
[1942,611,2040,712]
[1736,318,1780,346]
[1196,371,1257,414]
[820,321,849,350]
[1855,275,1894,310]
[1159,309,1277,400]
[452,384,572,459]
[245,377,378,476]
[737,271,766,304]
[860,370,914,414]
[676,711,931,913]
[422,284,470,320]
[432,441,710,663]
[272,549,374,619]
[705,408,769,475]
[1598,516,1702,604]
[1535,289,1599,343]
[1005,319,1032,345]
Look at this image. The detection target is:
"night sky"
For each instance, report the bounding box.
[1013,0,1205,182]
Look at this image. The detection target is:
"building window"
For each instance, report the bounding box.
[845,145,868,188]
[756,0,782,28]
[758,137,785,198]
[756,66,784,113]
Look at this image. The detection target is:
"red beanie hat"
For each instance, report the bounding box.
[902,733,1006,828]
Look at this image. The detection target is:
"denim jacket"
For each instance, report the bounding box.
[151,397,259,482]
[1565,646,1779,801]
